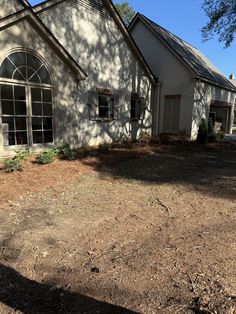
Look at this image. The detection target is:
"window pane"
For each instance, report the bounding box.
[16,131,27,145]
[1,100,14,115]
[0,58,15,78]
[32,102,42,116]
[19,67,27,80]
[4,132,15,146]
[15,101,26,115]
[32,117,42,130]
[33,131,43,144]
[43,118,52,130]
[31,88,42,102]
[43,103,53,116]
[27,53,42,71]
[98,94,110,118]
[9,52,27,68]
[29,73,41,83]
[15,117,26,130]
[44,131,53,143]
[1,85,13,100]
[14,86,26,101]
[2,117,14,131]
[43,90,52,102]
[13,70,25,81]
[37,66,51,85]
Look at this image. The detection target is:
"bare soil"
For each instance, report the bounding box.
[0,142,236,313]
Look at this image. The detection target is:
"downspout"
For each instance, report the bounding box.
[157,82,162,134]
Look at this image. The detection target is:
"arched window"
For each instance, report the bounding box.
[0,51,54,147]
[0,52,51,84]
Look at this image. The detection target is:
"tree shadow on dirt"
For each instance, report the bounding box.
[81,142,236,201]
[0,264,137,314]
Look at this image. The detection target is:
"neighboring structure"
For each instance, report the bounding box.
[0,0,156,157]
[129,14,236,139]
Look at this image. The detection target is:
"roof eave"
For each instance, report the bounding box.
[194,76,236,92]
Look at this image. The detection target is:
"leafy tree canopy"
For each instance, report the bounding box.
[202,0,236,47]
[115,1,136,26]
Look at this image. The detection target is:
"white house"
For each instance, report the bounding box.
[129,13,236,139]
[0,0,157,157]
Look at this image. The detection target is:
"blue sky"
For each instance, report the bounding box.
[29,0,236,78]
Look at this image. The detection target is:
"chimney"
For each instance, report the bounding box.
[229,73,235,80]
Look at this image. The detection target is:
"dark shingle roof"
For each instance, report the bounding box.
[139,14,236,91]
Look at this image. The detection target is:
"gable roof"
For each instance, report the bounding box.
[0,3,87,80]
[129,13,236,92]
[32,0,156,84]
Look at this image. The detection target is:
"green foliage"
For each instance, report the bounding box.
[14,148,31,161]
[202,0,236,47]
[115,1,136,26]
[35,148,58,164]
[3,158,23,173]
[197,118,208,143]
[58,144,77,160]
[98,141,112,153]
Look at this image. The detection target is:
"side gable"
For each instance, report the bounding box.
[0,7,87,80]
[129,13,236,92]
[34,0,155,84]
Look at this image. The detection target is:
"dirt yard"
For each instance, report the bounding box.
[0,142,235,313]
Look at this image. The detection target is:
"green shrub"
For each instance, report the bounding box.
[58,144,76,160]
[207,132,218,143]
[35,148,58,164]
[197,118,208,144]
[14,148,31,161]
[98,141,111,153]
[3,158,23,173]
[216,131,225,140]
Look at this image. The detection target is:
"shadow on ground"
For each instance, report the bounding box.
[82,142,236,200]
[0,264,136,314]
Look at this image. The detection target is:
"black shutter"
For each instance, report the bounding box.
[139,96,146,120]
[112,92,120,120]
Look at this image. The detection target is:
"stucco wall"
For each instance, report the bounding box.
[130,20,194,135]
[0,0,24,20]
[37,0,153,144]
[192,81,236,139]
[0,1,153,156]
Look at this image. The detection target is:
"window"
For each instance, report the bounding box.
[88,88,116,120]
[233,110,236,128]
[163,95,181,133]
[0,51,53,147]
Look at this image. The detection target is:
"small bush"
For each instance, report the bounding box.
[35,148,58,164]
[216,131,225,140]
[98,141,111,153]
[3,158,23,173]
[58,144,76,160]
[14,148,31,161]
[207,132,218,143]
[197,118,208,144]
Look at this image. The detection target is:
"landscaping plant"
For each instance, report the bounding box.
[197,118,208,144]
[3,158,23,173]
[58,144,77,160]
[35,148,58,164]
